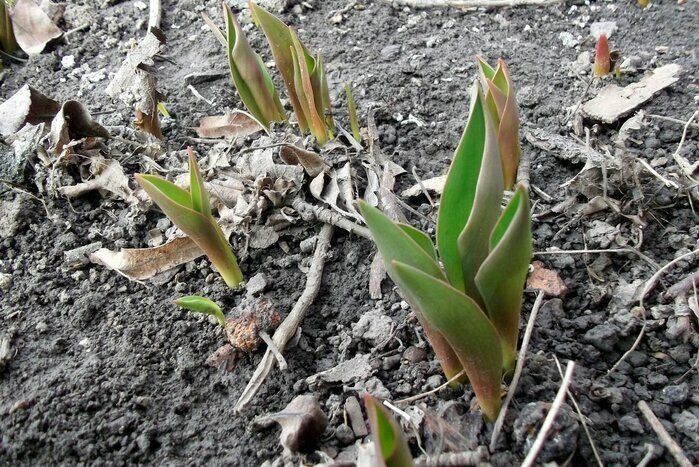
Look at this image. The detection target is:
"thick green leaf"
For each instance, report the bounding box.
[188,148,210,216]
[364,395,414,467]
[493,61,521,189]
[359,201,464,382]
[397,223,437,263]
[136,173,244,288]
[475,185,532,372]
[175,295,227,327]
[248,0,308,132]
[345,83,361,143]
[392,262,503,421]
[222,3,284,128]
[476,55,496,81]
[456,84,504,306]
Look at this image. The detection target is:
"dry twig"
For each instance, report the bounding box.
[638,400,692,467]
[234,224,334,411]
[380,0,563,8]
[490,291,545,451]
[291,198,370,239]
[521,360,576,467]
[414,448,488,466]
[609,248,699,374]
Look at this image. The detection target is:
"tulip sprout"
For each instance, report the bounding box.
[592,34,611,77]
[175,295,227,327]
[135,148,244,289]
[359,79,532,421]
[0,1,17,56]
[365,395,414,467]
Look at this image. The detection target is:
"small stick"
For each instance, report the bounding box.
[609,248,699,374]
[663,269,699,300]
[258,331,287,371]
[647,113,699,130]
[395,370,466,405]
[521,360,576,467]
[380,0,563,8]
[149,0,162,29]
[638,401,693,467]
[234,224,334,411]
[291,198,371,239]
[671,110,699,182]
[553,356,603,467]
[187,84,214,106]
[412,167,435,207]
[534,247,660,271]
[414,449,487,466]
[490,291,545,451]
[636,158,680,189]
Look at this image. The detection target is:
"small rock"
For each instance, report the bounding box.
[582,324,619,351]
[255,395,328,455]
[61,55,75,68]
[425,374,443,390]
[35,321,48,333]
[360,376,391,400]
[646,373,669,388]
[590,21,617,39]
[402,346,427,364]
[527,261,568,297]
[334,423,355,445]
[352,309,393,345]
[0,273,12,291]
[662,383,689,404]
[559,32,578,48]
[245,272,267,296]
[381,45,401,60]
[514,402,579,462]
[673,411,699,442]
[345,396,368,438]
[618,414,645,433]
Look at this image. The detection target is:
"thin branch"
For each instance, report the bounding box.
[521,360,575,467]
[149,0,162,29]
[671,110,699,183]
[414,448,488,466]
[395,370,466,405]
[638,401,693,467]
[490,291,544,451]
[609,248,699,374]
[291,198,371,239]
[647,113,699,130]
[553,356,603,467]
[234,224,334,411]
[380,0,563,7]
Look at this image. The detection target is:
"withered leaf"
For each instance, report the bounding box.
[58,157,137,204]
[9,0,62,56]
[50,100,110,155]
[279,143,327,177]
[195,111,265,139]
[0,85,60,137]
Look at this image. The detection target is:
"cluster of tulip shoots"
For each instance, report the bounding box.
[359,56,531,423]
[204,0,337,145]
[136,148,244,320]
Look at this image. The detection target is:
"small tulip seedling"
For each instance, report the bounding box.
[175,295,227,327]
[135,148,244,289]
[0,1,17,56]
[359,81,532,421]
[364,395,414,467]
[592,34,612,77]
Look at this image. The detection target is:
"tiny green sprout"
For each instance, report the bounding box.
[364,395,414,467]
[345,83,361,143]
[175,295,226,327]
[247,0,335,145]
[359,81,532,422]
[476,56,521,189]
[0,1,17,56]
[203,1,285,129]
[135,147,244,289]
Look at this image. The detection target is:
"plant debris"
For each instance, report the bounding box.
[8,0,62,56]
[194,111,265,139]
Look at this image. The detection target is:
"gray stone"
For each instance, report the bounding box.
[246,272,267,296]
[673,411,699,442]
[618,415,644,434]
[334,424,355,445]
[352,309,393,345]
[662,383,689,404]
[583,324,619,351]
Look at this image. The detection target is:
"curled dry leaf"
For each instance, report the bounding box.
[279,143,328,177]
[58,157,138,204]
[0,84,60,137]
[194,110,265,139]
[206,344,237,372]
[253,395,328,456]
[9,0,62,56]
[526,260,569,297]
[89,236,203,282]
[401,174,447,198]
[50,100,110,156]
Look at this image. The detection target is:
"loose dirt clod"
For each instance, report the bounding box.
[226,297,281,353]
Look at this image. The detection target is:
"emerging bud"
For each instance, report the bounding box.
[593,34,611,77]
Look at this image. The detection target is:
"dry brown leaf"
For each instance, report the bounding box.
[9,0,62,56]
[0,85,60,137]
[50,100,110,156]
[195,111,265,139]
[57,157,137,204]
[527,260,569,297]
[279,144,328,177]
[401,174,447,198]
[89,236,203,282]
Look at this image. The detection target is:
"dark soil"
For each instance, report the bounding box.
[1,0,698,465]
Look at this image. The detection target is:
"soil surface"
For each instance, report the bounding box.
[1,0,698,465]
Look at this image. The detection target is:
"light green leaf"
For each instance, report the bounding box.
[136,174,192,210]
[188,148,211,216]
[397,223,437,263]
[175,295,227,327]
[391,262,503,422]
[364,395,414,467]
[290,28,328,145]
[345,83,361,143]
[475,185,532,372]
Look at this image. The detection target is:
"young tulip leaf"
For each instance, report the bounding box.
[175,295,227,327]
[397,223,437,263]
[188,148,210,216]
[0,1,17,54]
[345,83,361,143]
[493,61,521,189]
[593,34,611,77]
[391,262,503,422]
[247,0,309,132]
[359,201,465,382]
[475,185,532,372]
[364,395,414,467]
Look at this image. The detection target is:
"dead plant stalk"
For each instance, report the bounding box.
[234,224,334,411]
[638,400,692,467]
